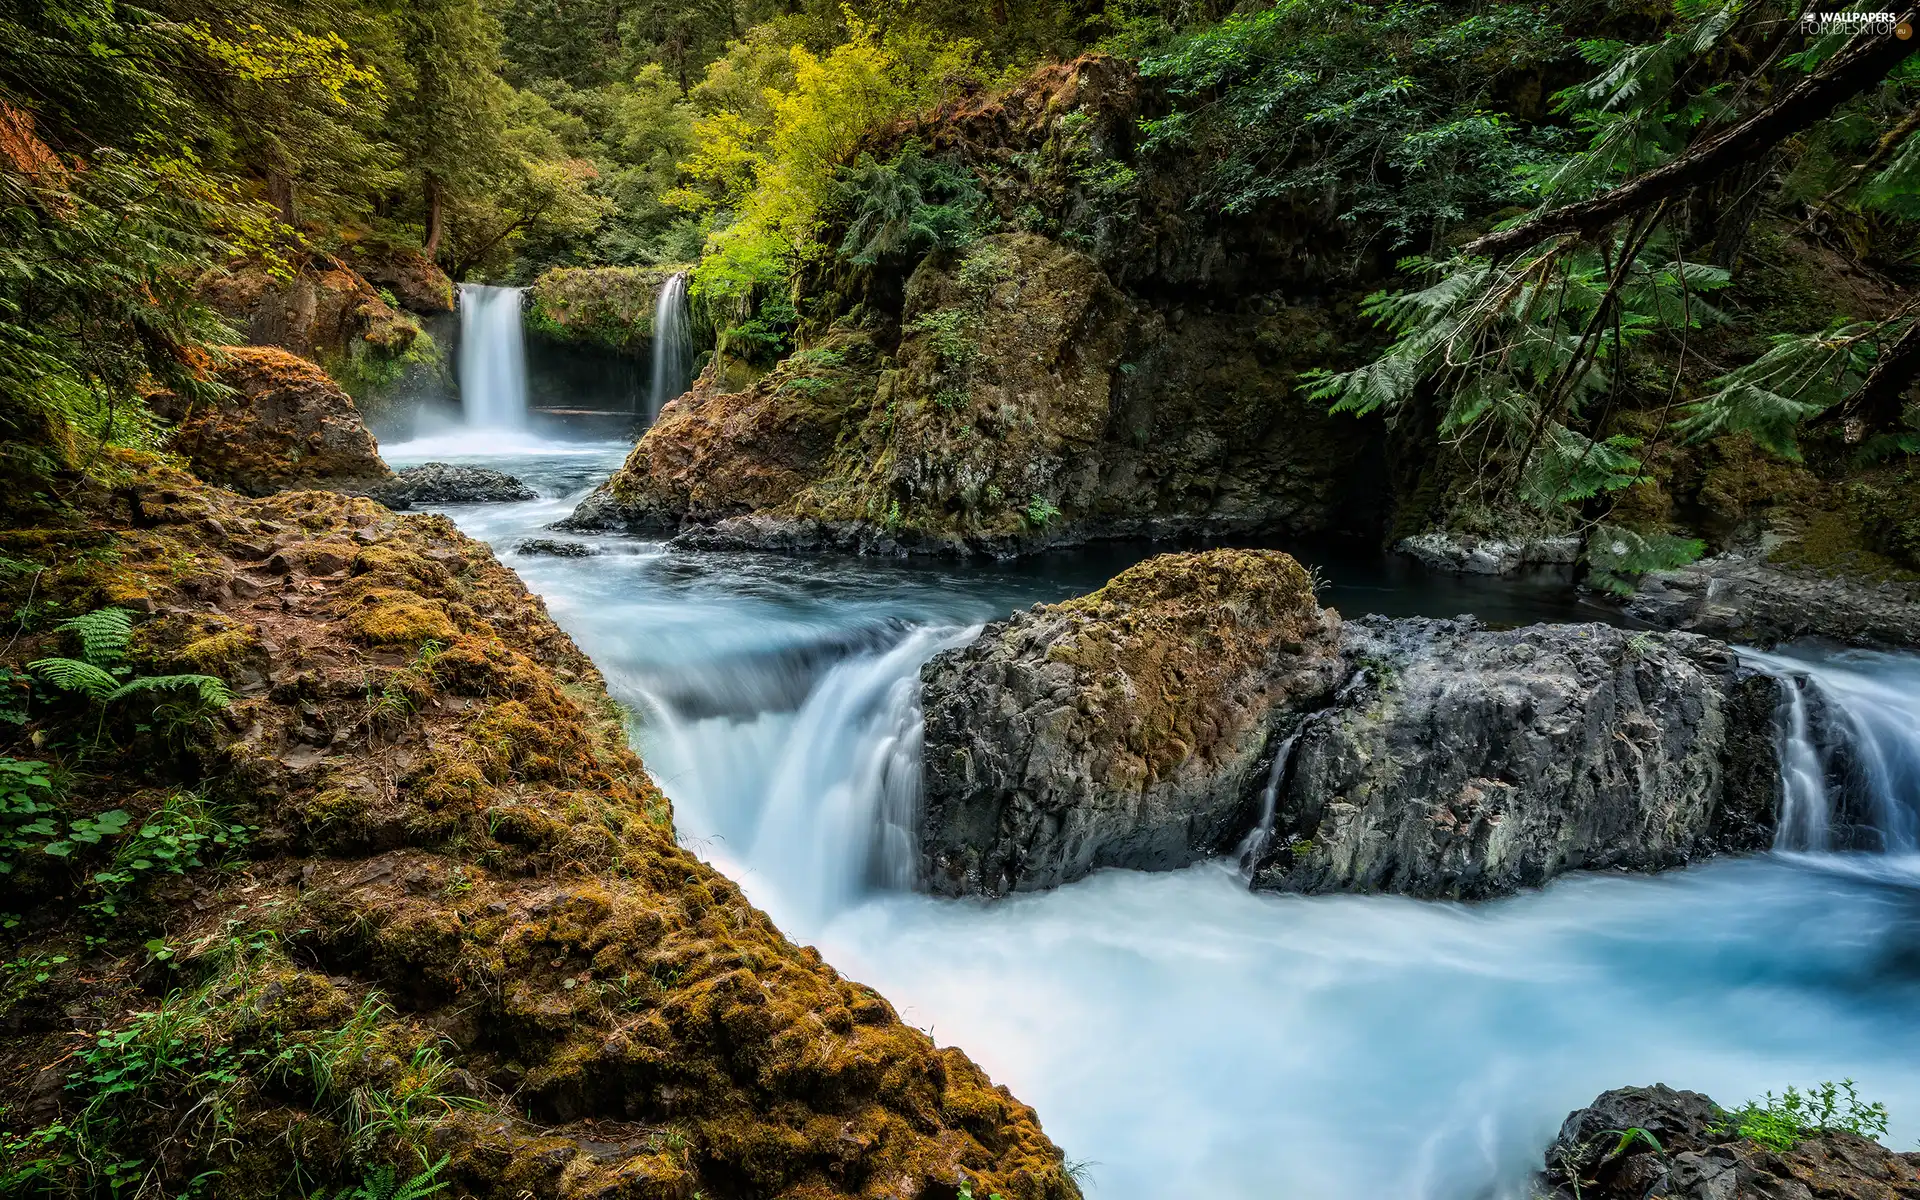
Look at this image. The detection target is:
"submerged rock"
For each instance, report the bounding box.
[148,346,392,496]
[1251,617,1779,899]
[1541,1085,1920,1199]
[366,461,536,509]
[1627,552,1920,650]
[515,537,595,557]
[919,549,1344,895]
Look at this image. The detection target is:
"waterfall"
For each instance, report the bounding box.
[649,272,692,417]
[457,283,528,429]
[1745,648,1920,852]
[1236,730,1301,877]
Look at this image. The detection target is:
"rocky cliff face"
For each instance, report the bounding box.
[0,459,1078,1200]
[340,240,456,314]
[918,553,1783,900]
[1541,1085,1920,1199]
[1627,552,1920,650]
[527,264,693,355]
[919,550,1343,895]
[200,252,423,364]
[149,345,393,496]
[568,233,1376,554]
[1251,617,1780,899]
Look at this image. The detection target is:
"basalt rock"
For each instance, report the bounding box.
[1541,1085,1920,1199]
[1626,552,1920,650]
[1396,531,1581,576]
[148,346,392,497]
[366,462,536,509]
[515,538,596,557]
[1250,616,1781,899]
[339,240,455,314]
[919,550,1344,895]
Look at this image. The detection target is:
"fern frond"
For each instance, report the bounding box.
[54,608,133,667]
[393,1156,450,1200]
[107,675,233,707]
[28,657,118,701]
[1586,524,1706,596]
[1673,322,1879,457]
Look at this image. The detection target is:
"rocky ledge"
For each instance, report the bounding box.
[1541,1085,1920,1199]
[365,461,537,509]
[1626,552,1920,650]
[920,550,1344,895]
[1250,616,1779,899]
[920,552,1783,899]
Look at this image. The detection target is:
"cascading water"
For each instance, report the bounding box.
[1745,648,1920,852]
[360,453,1920,1199]
[649,272,692,417]
[457,283,529,429]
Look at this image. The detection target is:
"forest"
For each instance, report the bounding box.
[2,0,1920,1195]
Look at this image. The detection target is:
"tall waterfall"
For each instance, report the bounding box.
[457,283,528,428]
[649,272,692,417]
[1745,648,1920,852]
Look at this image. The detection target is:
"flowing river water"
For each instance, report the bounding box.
[386,435,1920,1199]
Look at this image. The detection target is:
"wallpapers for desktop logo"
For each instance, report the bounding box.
[1799,10,1911,37]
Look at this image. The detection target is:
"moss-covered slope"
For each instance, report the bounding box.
[0,459,1077,1199]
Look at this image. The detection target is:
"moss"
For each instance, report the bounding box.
[527,265,697,354]
[344,588,460,644]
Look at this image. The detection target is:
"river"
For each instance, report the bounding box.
[384,434,1920,1199]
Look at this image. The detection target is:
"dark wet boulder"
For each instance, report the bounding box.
[516,538,595,557]
[918,550,1345,896]
[1541,1085,1920,1199]
[366,462,536,509]
[1251,617,1780,899]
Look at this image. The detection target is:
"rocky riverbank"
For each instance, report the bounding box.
[0,456,1078,1199]
[920,550,1784,899]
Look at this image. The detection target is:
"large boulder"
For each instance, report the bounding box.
[1250,617,1780,899]
[151,346,392,496]
[1541,1085,1920,1199]
[527,264,691,354]
[339,239,455,314]
[199,252,421,365]
[919,550,1344,895]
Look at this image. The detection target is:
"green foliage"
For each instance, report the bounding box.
[835,145,984,267]
[1585,524,1705,597]
[1676,320,1895,460]
[1140,0,1570,250]
[87,793,253,917]
[1023,495,1061,528]
[1719,1080,1890,1153]
[320,1157,449,1200]
[26,607,233,745]
[0,758,59,876]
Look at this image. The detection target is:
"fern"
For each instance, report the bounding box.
[108,675,233,707]
[325,1156,449,1200]
[53,607,132,667]
[1674,321,1883,458]
[26,658,118,701]
[1586,524,1706,596]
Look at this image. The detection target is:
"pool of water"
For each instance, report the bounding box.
[382,433,1920,1198]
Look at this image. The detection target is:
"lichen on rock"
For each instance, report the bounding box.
[919,549,1344,895]
[148,345,393,496]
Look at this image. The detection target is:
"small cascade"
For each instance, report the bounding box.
[1745,648,1920,852]
[1236,730,1301,877]
[648,272,692,417]
[457,283,529,428]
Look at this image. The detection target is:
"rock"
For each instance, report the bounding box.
[1626,552,1920,650]
[1397,531,1582,575]
[1251,616,1780,899]
[338,240,454,314]
[1541,1085,1920,1199]
[148,346,392,496]
[516,538,596,557]
[919,550,1344,895]
[366,462,536,509]
[527,264,691,354]
[564,233,1377,555]
[198,252,421,365]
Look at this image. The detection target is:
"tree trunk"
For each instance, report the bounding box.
[1849,320,1920,436]
[1463,12,1920,259]
[267,170,296,231]
[423,173,444,260]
